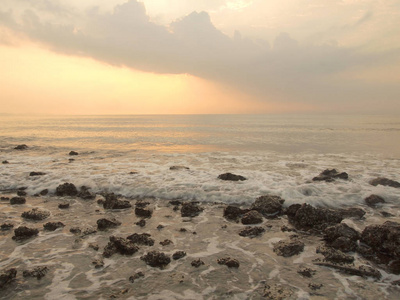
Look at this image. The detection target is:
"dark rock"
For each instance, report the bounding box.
[77,186,96,200]
[1,223,14,231]
[39,189,48,196]
[388,260,400,275]
[316,245,354,264]
[239,226,265,238]
[273,239,305,257]
[69,151,79,156]
[12,226,39,241]
[169,200,182,206]
[250,195,285,218]
[172,251,186,260]
[309,283,323,291]
[56,183,78,197]
[181,202,203,218]
[43,222,65,231]
[169,166,189,170]
[21,208,50,220]
[89,243,99,251]
[2,160,9,164]
[1,197,10,201]
[381,211,394,218]
[191,259,205,268]
[103,193,131,209]
[58,202,69,209]
[70,227,81,234]
[0,268,17,288]
[160,239,173,246]
[135,200,150,208]
[14,144,28,150]
[103,236,139,258]
[179,228,187,232]
[92,259,104,269]
[324,223,360,252]
[129,272,144,283]
[281,225,296,232]
[284,204,302,219]
[141,251,171,268]
[135,219,146,227]
[312,169,348,182]
[157,224,165,230]
[97,218,121,231]
[217,257,240,268]
[218,173,246,181]
[223,205,248,222]
[68,159,75,163]
[23,266,48,279]
[262,283,293,299]
[126,233,154,246]
[10,197,26,205]
[338,207,366,220]
[29,172,46,176]
[314,262,381,279]
[81,227,97,236]
[365,194,385,207]
[369,177,400,188]
[17,190,27,196]
[297,267,316,278]
[241,210,263,225]
[135,207,152,218]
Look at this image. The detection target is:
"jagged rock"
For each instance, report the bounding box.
[297,267,316,278]
[21,208,50,220]
[181,202,203,217]
[250,195,285,218]
[273,239,305,257]
[314,262,381,279]
[369,177,400,188]
[135,219,146,227]
[58,203,69,209]
[135,200,150,208]
[103,193,131,209]
[1,197,10,201]
[126,233,154,246]
[70,227,81,234]
[77,186,96,200]
[218,173,246,181]
[223,205,248,222]
[141,251,171,268]
[241,210,263,224]
[0,268,17,288]
[160,239,173,246]
[169,166,189,170]
[281,225,296,232]
[172,251,186,260]
[23,266,49,279]
[312,169,348,182]
[316,245,354,264]
[10,197,26,205]
[157,224,165,230]
[69,151,79,156]
[17,190,27,196]
[191,259,205,268]
[217,257,240,268]
[97,218,121,231]
[365,194,385,207]
[338,207,366,220]
[2,160,9,164]
[14,144,28,150]
[309,283,323,291]
[239,226,265,238]
[39,189,48,196]
[135,207,152,218]
[169,200,182,206]
[92,259,104,269]
[129,272,144,283]
[43,222,65,231]
[103,236,139,258]
[12,226,39,241]
[89,243,99,251]
[382,211,394,218]
[81,227,97,236]
[324,223,360,252]
[29,172,46,176]
[56,183,78,197]
[262,283,293,300]
[1,223,14,231]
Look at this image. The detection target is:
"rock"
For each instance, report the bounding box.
[92,258,104,269]
[160,239,173,246]
[388,260,400,275]
[157,224,165,230]
[338,207,366,220]
[181,202,203,218]
[169,166,189,170]
[29,172,46,176]
[1,223,14,231]
[250,195,285,218]
[129,272,144,283]
[191,259,205,268]
[12,226,39,241]
[135,207,152,218]
[0,268,17,288]
[81,227,97,236]
[69,151,79,156]
[126,233,154,246]
[218,173,246,181]
[103,193,131,209]
[56,183,78,197]
[365,194,385,207]
[262,283,293,300]
[297,267,316,278]
[239,226,265,238]
[97,218,121,231]
[287,203,343,232]
[43,222,65,231]
[77,186,96,200]
[316,245,354,264]
[58,203,69,209]
[314,262,381,279]
[39,189,48,196]
[312,169,348,182]
[70,227,81,234]
[2,160,9,164]
[135,219,146,227]
[68,159,75,163]
[217,257,240,268]
[135,200,150,208]
[273,239,305,257]
[21,208,50,220]
[23,266,49,279]
[14,144,28,150]
[169,200,182,206]
[309,283,323,291]
[241,210,263,225]
[172,251,186,260]
[324,223,360,252]
[1,197,10,201]
[281,225,296,232]
[223,205,248,222]
[141,251,171,268]
[10,197,26,205]
[381,211,394,218]
[17,190,27,196]
[103,236,139,258]
[89,243,99,251]
[369,177,400,188]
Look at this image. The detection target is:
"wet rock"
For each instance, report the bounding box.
[169,166,189,170]
[309,283,323,291]
[135,207,152,218]
[23,266,49,279]
[250,195,285,218]
[68,159,75,163]
[338,207,366,220]
[297,267,316,278]
[169,200,182,206]
[365,194,385,207]
[172,251,186,260]
[218,173,246,181]
[92,258,104,269]
[97,218,122,231]
[217,257,240,268]
[135,219,146,227]
[312,169,348,182]
[69,151,79,155]
[1,223,14,231]
[58,202,69,209]
[157,224,165,230]
[388,260,400,275]
[381,211,394,218]
[181,202,203,218]
[324,223,360,252]
[287,203,343,232]
[70,227,81,234]
[126,233,154,246]
[1,197,10,201]
[262,283,293,299]
[239,226,265,238]
[191,259,205,268]
[0,268,17,288]
[12,226,39,241]
[39,189,48,196]
[21,208,50,220]
[135,200,150,208]
[43,222,65,231]
[14,144,28,150]
[369,177,400,188]
[241,210,263,224]
[29,172,46,176]
[89,243,99,251]
[2,160,9,164]
[273,239,305,257]
[56,183,78,197]
[129,272,144,283]
[17,190,27,196]
[281,225,296,232]
[103,236,139,258]
[141,251,171,268]
[81,227,97,236]
[316,245,354,264]
[314,262,381,279]
[10,197,26,205]
[103,193,132,209]
[160,239,173,246]
[77,186,96,200]
[223,205,248,222]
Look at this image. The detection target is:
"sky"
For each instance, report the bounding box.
[0,0,399,114]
